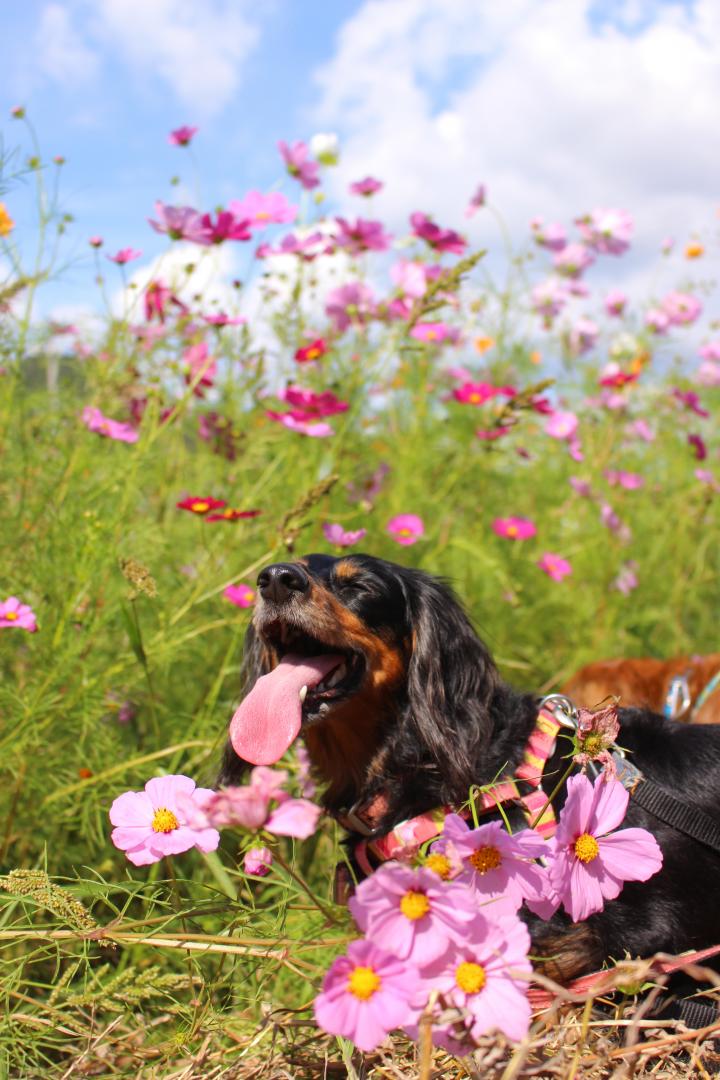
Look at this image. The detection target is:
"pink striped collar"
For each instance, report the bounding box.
[351,707,562,876]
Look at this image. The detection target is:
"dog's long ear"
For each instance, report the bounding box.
[217,622,272,785]
[403,573,499,794]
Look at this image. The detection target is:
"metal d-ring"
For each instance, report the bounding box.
[539,693,579,730]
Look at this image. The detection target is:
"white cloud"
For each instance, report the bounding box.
[34,0,261,114]
[114,242,240,320]
[310,0,720,293]
[36,4,99,84]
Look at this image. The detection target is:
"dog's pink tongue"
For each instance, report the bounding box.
[229,653,343,765]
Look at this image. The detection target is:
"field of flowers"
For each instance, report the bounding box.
[1,113,719,1077]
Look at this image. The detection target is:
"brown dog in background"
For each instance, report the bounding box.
[562,653,720,724]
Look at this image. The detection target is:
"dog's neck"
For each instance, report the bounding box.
[316,681,540,828]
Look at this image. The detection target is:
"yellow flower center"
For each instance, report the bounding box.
[580,733,605,756]
[455,961,486,994]
[256,211,271,220]
[4,611,18,621]
[424,853,452,879]
[191,501,209,513]
[399,890,430,920]
[574,832,599,863]
[152,807,179,833]
[347,966,381,1000]
[0,203,15,237]
[469,844,502,874]
[398,527,413,537]
[506,525,518,537]
[425,330,438,340]
[306,346,321,359]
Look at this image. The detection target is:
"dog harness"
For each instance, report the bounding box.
[346,706,563,876]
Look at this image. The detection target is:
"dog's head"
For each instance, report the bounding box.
[221,553,501,807]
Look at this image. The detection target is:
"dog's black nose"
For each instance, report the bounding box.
[257,562,310,603]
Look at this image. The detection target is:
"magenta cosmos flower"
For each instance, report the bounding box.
[278,140,320,190]
[410,321,459,344]
[228,190,297,227]
[109,775,220,866]
[334,216,392,254]
[387,514,424,546]
[325,281,376,333]
[538,553,572,582]
[662,291,702,326]
[0,596,38,632]
[224,583,256,608]
[267,412,334,437]
[149,202,206,242]
[349,176,383,196]
[410,211,466,254]
[547,773,663,922]
[605,470,644,490]
[82,406,139,444]
[168,125,198,146]
[492,516,536,541]
[531,277,568,323]
[315,938,422,1053]
[553,243,594,278]
[349,863,477,967]
[107,248,142,265]
[530,217,566,251]
[645,307,670,335]
[414,910,532,1048]
[604,289,627,316]
[545,410,578,440]
[323,522,367,548]
[434,815,550,914]
[464,182,486,218]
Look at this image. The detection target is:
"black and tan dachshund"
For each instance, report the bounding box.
[221,553,720,982]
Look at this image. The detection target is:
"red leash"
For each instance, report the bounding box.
[528,943,720,1011]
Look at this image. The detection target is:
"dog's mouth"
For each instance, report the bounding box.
[262,619,365,724]
[228,617,366,766]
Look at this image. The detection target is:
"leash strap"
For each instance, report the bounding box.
[631,778,720,856]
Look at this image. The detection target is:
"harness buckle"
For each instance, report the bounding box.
[539,693,579,730]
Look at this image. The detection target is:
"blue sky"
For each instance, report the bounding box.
[1,0,717,319]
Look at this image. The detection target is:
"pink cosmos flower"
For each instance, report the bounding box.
[280,386,349,418]
[244,846,272,876]
[390,258,429,299]
[627,418,655,442]
[546,773,663,922]
[183,341,217,394]
[613,560,639,594]
[203,312,245,327]
[605,289,627,316]
[267,412,334,437]
[530,217,567,251]
[107,248,142,265]
[573,703,620,775]
[492,517,536,541]
[294,338,327,363]
[0,596,38,632]
[314,939,422,1053]
[410,211,466,255]
[168,125,198,146]
[149,202,206,242]
[599,362,638,389]
[538,553,572,582]
[334,217,392,254]
[697,360,720,387]
[465,183,487,218]
[699,341,720,362]
[387,514,424,546]
[347,462,390,507]
[410,321,459,344]
[414,910,532,1048]
[453,381,496,406]
[195,209,252,245]
[82,406,139,444]
[265,798,322,839]
[88,235,103,248]
[688,433,707,460]
[604,470,644,490]
[662,291,702,326]
[553,243,595,278]
[259,229,330,261]
[569,317,600,356]
[569,476,593,498]
[278,140,320,190]
[531,278,568,323]
[645,307,670,335]
[696,469,720,493]
[545,410,578,439]
[349,864,477,966]
[350,176,383,196]
[325,281,376,332]
[323,522,367,548]
[228,191,297,227]
[673,388,710,418]
[182,784,268,831]
[144,279,171,322]
[476,426,511,441]
[224,584,256,608]
[600,502,631,541]
[576,208,633,255]
[433,815,550,914]
[109,775,220,866]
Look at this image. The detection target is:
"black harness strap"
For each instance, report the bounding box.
[632,780,720,857]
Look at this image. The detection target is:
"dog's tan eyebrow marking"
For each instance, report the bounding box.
[333,561,358,580]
